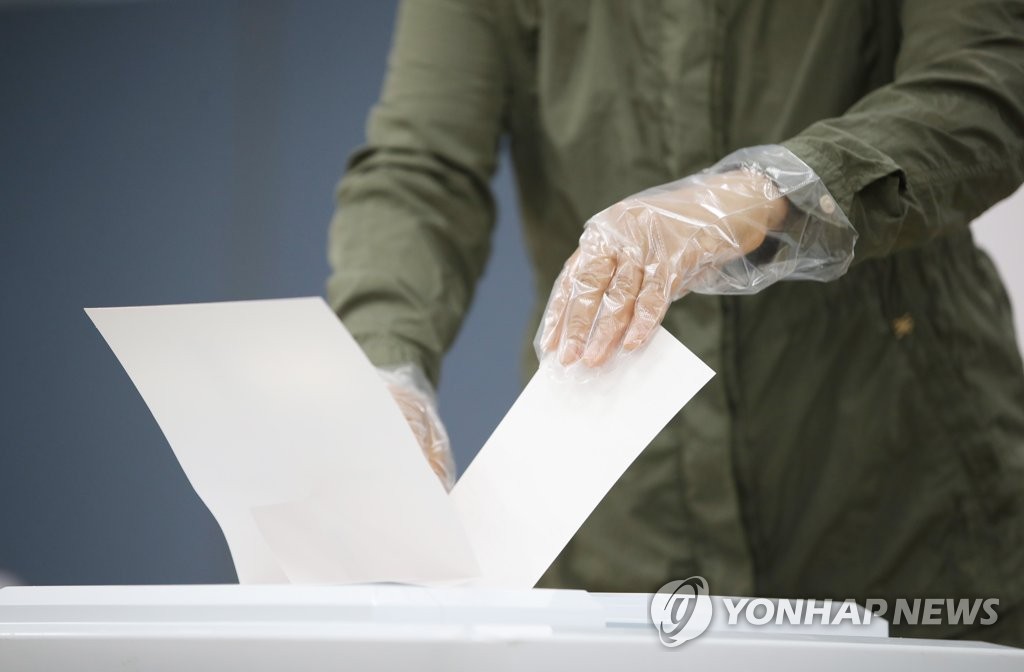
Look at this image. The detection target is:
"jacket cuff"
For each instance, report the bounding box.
[352,334,441,389]
[781,134,908,261]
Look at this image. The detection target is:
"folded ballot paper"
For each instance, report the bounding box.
[86,298,713,588]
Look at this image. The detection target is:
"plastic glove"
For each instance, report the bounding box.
[537,144,856,369]
[379,364,456,491]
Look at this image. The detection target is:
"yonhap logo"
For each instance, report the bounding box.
[649,576,713,647]
[647,578,1000,647]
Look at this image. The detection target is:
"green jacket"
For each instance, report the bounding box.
[328,0,1024,644]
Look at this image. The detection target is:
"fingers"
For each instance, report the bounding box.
[540,252,674,366]
[557,252,616,366]
[623,264,673,351]
[537,250,579,354]
[418,404,455,490]
[389,384,455,491]
[426,452,456,491]
[581,258,643,367]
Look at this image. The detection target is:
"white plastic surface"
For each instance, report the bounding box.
[1,585,1021,671]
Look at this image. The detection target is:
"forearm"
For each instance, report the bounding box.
[782,0,1024,262]
[327,148,494,385]
[327,0,507,385]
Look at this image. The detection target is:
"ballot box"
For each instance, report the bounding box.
[2,585,1021,671]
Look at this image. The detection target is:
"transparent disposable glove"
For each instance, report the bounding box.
[379,364,456,491]
[537,144,856,369]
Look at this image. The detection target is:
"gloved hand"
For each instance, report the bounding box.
[537,144,856,369]
[379,364,456,491]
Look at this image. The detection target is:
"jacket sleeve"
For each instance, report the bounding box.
[781,0,1024,262]
[327,0,507,385]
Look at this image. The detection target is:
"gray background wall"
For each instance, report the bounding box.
[0,0,531,585]
[1,0,1021,587]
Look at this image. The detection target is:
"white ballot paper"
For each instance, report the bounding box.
[87,297,713,588]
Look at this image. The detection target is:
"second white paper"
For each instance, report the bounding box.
[452,329,714,588]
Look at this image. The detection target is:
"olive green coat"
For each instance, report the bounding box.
[328,0,1024,644]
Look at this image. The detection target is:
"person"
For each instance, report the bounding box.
[327,0,1024,645]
